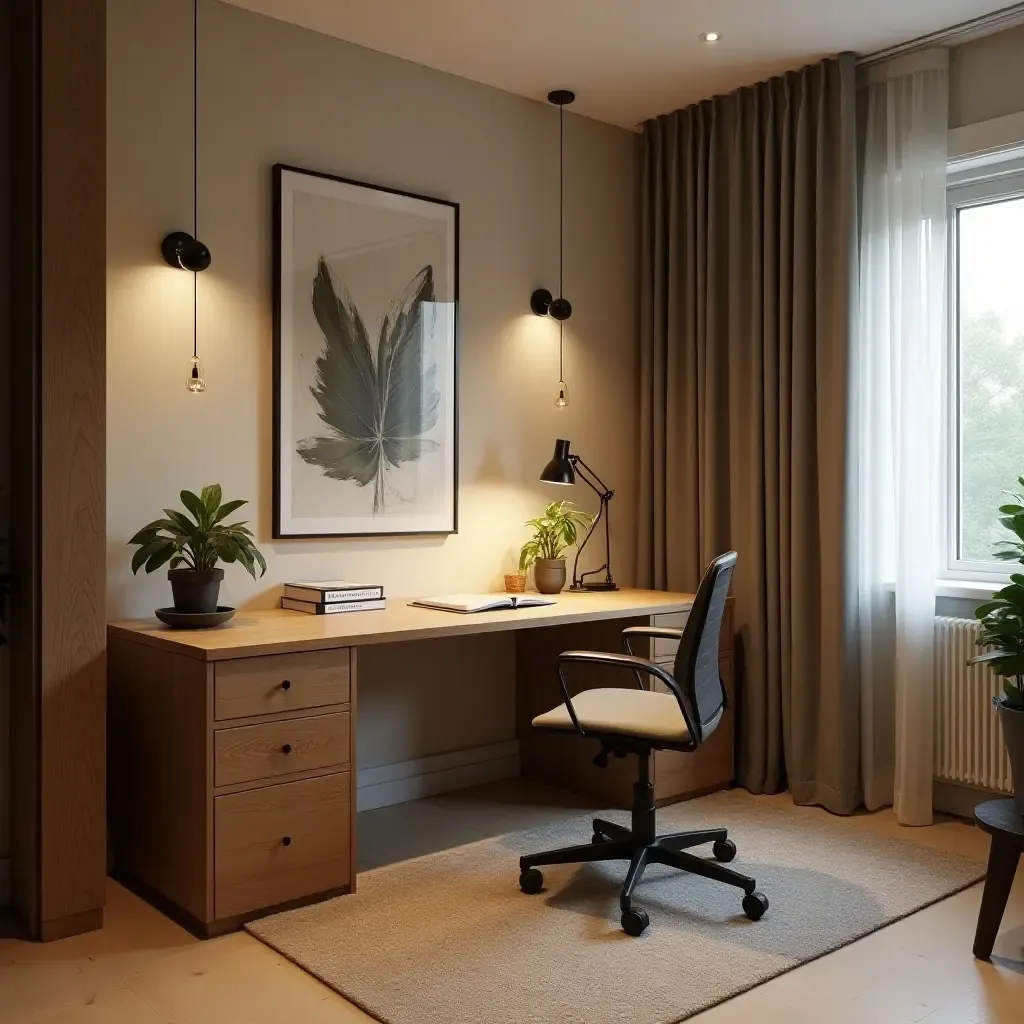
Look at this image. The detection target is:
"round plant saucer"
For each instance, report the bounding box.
[155,606,236,629]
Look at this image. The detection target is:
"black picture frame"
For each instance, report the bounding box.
[272,163,459,539]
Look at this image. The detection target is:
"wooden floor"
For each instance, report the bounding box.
[1,788,1022,1024]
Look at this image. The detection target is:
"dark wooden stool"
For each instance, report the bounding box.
[973,798,1024,960]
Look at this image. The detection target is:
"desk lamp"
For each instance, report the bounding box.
[540,439,618,592]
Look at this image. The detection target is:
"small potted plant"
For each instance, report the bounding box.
[129,484,266,617]
[970,475,1024,815]
[519,500,593,594]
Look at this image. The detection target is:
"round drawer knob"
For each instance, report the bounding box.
[282,836,292,847]
[281,743,292,754]
[280,680,292,691]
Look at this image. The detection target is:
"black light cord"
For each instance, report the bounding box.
[193,0,199,361]
[558,99,563,298]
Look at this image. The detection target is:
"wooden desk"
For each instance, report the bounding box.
[107,589,733,936]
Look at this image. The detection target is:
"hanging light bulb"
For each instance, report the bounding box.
[554,320,569,408]
[186,356,207,393]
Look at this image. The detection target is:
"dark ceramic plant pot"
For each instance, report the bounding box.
[997,701,1024,817]
[534,558,566,595]
[168,568,224,614]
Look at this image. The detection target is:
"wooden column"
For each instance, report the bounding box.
[8,0,106,940]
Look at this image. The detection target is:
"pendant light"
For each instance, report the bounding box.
[530,89,574,408]
[161,0,210,393]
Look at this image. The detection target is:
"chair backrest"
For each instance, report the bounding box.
[673,551,737,742]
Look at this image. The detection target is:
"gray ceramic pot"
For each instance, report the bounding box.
[168,567,224,614]
[534,558,567,595]
[997,701,1024,817]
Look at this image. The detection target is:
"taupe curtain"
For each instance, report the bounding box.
[638,54,860,812]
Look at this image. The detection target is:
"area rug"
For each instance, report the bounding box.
[245,790,985,1024]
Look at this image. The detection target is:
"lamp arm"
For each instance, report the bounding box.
[571,494,607,588]
[570,455,612,498]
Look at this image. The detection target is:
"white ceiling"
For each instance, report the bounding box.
[223,0,1015,128]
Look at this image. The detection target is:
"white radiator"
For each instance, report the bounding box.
[934,616,1013,793]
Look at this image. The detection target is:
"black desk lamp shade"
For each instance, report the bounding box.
[539,439,618,592]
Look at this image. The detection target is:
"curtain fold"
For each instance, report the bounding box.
[855,51,948,825]
[638,54,862,812]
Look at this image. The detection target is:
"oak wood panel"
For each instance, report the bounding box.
[215,648,351,720]
[109,589,697,660]
[108,638,212,923]
[214,772,352,919]
[33,0,107,938]
[214,713,351,787]
[347,650,359,893]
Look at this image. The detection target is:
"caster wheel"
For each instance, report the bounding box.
[519,868,543,895]
[621,907,650,937]
[742,891,769,921]
[713,838,737,863]
[591,832,607,844]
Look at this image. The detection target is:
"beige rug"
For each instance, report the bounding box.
[246,790,984,1024]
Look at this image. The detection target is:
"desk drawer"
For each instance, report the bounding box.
[215,712,350,788]
[214,649,351,721]
[214,772,351,919]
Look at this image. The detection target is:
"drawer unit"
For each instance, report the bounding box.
[108,636,358,938]
[214,648,351,721]
[214,712,351,788]
[215,772,352,919]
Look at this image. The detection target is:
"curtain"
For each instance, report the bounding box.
[638,54,862,812]
[855,51,948,826]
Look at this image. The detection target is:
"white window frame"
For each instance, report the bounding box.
[942,152,1024,583]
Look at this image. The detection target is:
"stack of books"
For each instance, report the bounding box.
[281,580,386,615]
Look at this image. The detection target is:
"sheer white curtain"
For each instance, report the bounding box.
[855,51,948,826]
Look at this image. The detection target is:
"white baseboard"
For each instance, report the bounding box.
[933,779,1007,820]
[357,739,520,812]
[0,857,9,907]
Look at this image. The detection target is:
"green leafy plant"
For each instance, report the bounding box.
[518,501,593,572]
[970,475,1024,710]
[129,484,267,580]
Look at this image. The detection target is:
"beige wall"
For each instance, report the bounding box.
[949,24,1024,129]
[107,0,640,773]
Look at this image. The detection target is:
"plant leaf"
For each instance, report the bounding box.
[297,259,382,486]
[201,484,223,515]
[179,490,208,529]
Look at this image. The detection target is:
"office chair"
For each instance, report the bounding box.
[517,551,767,935]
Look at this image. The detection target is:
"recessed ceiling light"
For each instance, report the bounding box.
[701,31,722,43]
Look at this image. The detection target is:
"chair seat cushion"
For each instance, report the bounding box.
[532,688,691,743]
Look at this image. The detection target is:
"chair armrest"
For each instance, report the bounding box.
[621,626,684,658]
[553,650,696,741]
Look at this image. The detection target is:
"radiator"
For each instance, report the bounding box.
[934,616,1013,793]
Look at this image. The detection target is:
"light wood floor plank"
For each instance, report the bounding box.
[0,789,1021,1024]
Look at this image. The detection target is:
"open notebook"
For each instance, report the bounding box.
[410,593,556,614]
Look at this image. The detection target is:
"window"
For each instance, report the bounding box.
[945,157,1024,579]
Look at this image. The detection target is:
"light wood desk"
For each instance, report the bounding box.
[107,589,733,936]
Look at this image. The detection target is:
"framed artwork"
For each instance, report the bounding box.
[273,164,459,538]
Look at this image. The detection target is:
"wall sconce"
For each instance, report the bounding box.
[161,231,211,272]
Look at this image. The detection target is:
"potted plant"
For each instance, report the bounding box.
[519,500,593,594]
[970,475,1024,815]
[129,484,267,614]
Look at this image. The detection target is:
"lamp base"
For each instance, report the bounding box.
[569,582,619,592]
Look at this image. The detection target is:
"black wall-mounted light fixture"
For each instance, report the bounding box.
[532,89,575,408]
[161,0,208,392]
[540,438,618,592]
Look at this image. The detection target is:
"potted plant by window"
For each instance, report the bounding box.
[129,485,266,625]
[519,500,593,595]
[970,475,1024,815]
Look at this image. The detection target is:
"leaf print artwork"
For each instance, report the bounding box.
[297,257,441,513]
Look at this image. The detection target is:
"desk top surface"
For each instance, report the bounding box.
[108,588,695,661]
